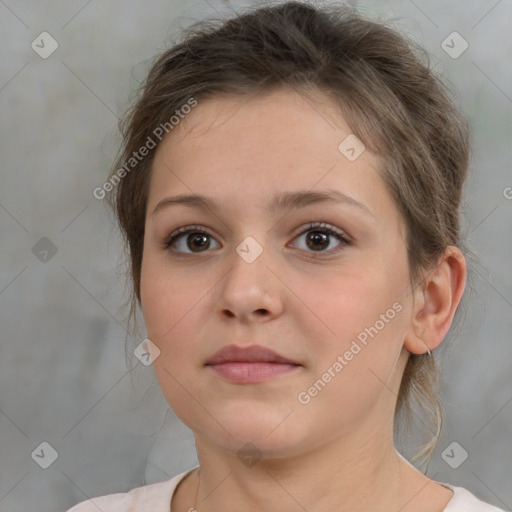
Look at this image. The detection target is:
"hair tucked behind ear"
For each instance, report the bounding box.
[106,1,471,469]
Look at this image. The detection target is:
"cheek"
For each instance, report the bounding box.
[140,251,216,377]
[305,261,407,340]
[140,255,206,421]
[140,253,187,353]
[293,273,408,432]
[142,279,200,349]
[298,253,410,388]
[141,247,194,331]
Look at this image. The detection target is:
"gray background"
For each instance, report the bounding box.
[0,0,511,511]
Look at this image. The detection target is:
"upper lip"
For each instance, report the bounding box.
[205,344,300,365]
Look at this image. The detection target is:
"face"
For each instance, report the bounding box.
[140,89,415,458]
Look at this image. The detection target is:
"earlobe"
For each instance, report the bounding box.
[404,246,467,355]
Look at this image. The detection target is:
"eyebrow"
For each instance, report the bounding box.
[152,189,374,218]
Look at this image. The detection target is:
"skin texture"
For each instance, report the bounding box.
[140,89,466,512]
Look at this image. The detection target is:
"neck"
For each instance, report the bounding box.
[190,421,409,512]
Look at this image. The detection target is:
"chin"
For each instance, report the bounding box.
[187,408,305,457]
[216,429,304,460]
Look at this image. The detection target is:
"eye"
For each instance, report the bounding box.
[290,222,349,254]
[163,222,349,256]
[163,225,220,254]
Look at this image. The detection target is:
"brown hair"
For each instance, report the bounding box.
[106,1,470,469]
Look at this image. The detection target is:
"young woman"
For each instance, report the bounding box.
[69,2,506,511]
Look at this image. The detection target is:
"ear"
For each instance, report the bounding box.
[404,246,467,355]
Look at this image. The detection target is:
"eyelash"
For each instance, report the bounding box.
[163,222,350,257]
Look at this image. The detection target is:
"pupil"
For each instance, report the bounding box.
[188,233,209,252]
[307,231,329,250]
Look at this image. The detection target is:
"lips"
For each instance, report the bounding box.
[205,344,300,366]
[205,344,301,383]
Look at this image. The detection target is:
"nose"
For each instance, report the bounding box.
[216,240,284,324]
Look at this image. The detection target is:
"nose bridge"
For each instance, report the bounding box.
[217,234,282,320]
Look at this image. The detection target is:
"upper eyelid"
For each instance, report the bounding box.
[163,224,215,246]
[290,221,349,239]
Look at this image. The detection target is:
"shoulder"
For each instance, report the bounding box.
[442,483,507,511]
[65,467,197,512]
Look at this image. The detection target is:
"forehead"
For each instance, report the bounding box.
[147,88,402,233]
[155,88,354,164]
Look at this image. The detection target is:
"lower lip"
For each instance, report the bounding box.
[207,362,300,383]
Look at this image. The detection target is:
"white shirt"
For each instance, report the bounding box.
[66,465,506,511]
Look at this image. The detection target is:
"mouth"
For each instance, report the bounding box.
[205,344,302,383]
